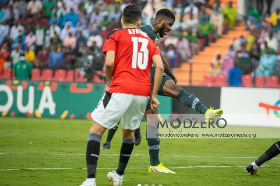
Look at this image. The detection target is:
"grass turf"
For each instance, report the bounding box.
[0,117,280,186]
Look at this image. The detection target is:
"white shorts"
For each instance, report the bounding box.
[91,92,149,130]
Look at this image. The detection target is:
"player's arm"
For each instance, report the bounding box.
[104,51,115,86]
[151,55,164,110]
[160,52,177,84]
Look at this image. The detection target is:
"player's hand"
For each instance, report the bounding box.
[106,78,111,86]
[151,96,160,110]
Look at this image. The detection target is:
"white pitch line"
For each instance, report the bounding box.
[0,165,278,172]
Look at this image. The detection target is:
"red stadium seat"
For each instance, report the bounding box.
[265,76,279,88]
[76,74,85,82]
[242,75,253,87]
[65,70,80,81]
[1,68,12,79]
[31,68,41,81]
[40,69,53,81]
[200,75,214,86]
[53,69,66,81]
[255,76,265,87]
[213,74,228,86]
[92,75,105,83]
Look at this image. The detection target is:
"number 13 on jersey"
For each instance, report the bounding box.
[131,37,149,70]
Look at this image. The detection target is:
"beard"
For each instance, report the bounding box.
[159,23,166,38]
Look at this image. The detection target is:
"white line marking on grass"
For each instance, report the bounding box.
[0,169,20,171]
[0,165,277,172]
[54,153,262,159]
[26,168,72,170]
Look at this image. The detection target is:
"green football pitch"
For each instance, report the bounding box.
[0,117,280,186]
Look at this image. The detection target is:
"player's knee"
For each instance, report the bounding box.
[164,80,183,97]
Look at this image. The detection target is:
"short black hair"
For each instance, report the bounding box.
[155,9,175,21]
[122,4,142,25]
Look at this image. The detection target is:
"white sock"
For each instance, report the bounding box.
[86,178,96,183]
[251,162,260,170]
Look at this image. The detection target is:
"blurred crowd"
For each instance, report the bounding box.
[0,0,279,84]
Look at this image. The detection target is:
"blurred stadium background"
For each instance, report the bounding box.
[0,0,280,185]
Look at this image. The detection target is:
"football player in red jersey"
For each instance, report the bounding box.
[80,4,164,186]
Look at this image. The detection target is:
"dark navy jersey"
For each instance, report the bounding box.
[140,24,159,45]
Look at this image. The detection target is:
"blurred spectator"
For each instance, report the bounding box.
[50,34,62,50]
[0,43,10,75]
[76,30,87,51]
[62,8,79,27]
[258,25,270,44]
[198,6,210,23]
[222,1,237,30]
[60,21,75,41]
[49,10,63,27]
[27,0,43,16]
[108,18,119,31]
[270,8,280,32]
[245,30,256,51]
[272,55,280,77]
[81,0,95,14]
[84,55,94,82]
[165,44,177,69]
[252,49,276,78]
[77,9,90,30]
[17,0,28,17]
[185,12,199,31]
[184,0,199,15]
[109,6,122,22]
[87,31,103,48]
[250,40,261,68]
[262,31,278,53]
[198,16,214,46]
[13,35,26,51]
[210,5,223,37]
[63,46,75,69]
[45,30,51,48]
[14,52,32,80]
[25,46,36,67]
[76,43,89,67]
[14,31,26,44]
[35,24,45,54]
[0,20,10,45]
[63,33,77,50]
[50,22,61,39]
[43,0,56,17]
[184,27,199,55]
[36,47,49,69]
[90,8,103,26]
[25,31,36,48]
[63,0,81,13]
[228,61,242,86]
[209,52,222,75]
[233,35,245,51]
[236,43,252,74]
[10,44,22,66]
[177,34,191,63]
[221,51,234,74]
[9,21,24,40]
[244,2,261,30]
[48,47,63,69]
[99,13,110,27]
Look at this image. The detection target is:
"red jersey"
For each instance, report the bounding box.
[103,28,160,96]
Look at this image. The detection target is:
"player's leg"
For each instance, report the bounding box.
[108,94,148,185]
[101,121,120,149]
[144,106,175,173]
[162,77,223,121]
[245,140,280,175]
[134,126,141,146]
[81,92,126,186]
